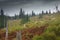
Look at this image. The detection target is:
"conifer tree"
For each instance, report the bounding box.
[19,8,25,18]
[42,10,44,15]
[20,13,30,25]
[32,11,35,16]
[15,14,17,19]
[46,11,48,14]
[25,14,29,23]
[56,5,59,12]
[0,9,5,28]
[49,10,51,14]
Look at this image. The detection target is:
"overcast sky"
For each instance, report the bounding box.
[0,0,60,16]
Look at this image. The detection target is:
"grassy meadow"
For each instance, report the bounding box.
[0,12,60,40]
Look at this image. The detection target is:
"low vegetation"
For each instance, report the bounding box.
[0,12,60,40]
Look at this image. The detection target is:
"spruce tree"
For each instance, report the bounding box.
[42,10,44,15]
[15,14,17,19]
[25,14,29,23]
[49,10,51,14]
[46,11,48,14]
[20,13,30,25]
[0,9,5,28]
[32,11,35,16]
[19,8,24,18]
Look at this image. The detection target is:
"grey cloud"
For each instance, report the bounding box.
[0,0,60,16]
[0,0,59,2]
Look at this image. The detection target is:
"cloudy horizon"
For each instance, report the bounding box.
[0,0,60,16]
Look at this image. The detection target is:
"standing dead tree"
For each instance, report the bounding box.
[16,31,22,40]
[5,14,8,40]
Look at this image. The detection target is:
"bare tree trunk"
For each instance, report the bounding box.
[16,31,22,40]
[5,15,8,40]
[5,22,8,40]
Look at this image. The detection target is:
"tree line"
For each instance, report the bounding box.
[0,6,59,29]
[0,8,52,29]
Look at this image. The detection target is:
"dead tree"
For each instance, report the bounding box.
[5,14,8,40]
[16,31,22,40]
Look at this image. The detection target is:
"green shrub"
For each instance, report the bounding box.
[32,32,56,40]
[42,32,56,40]
[32,35,44,40]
